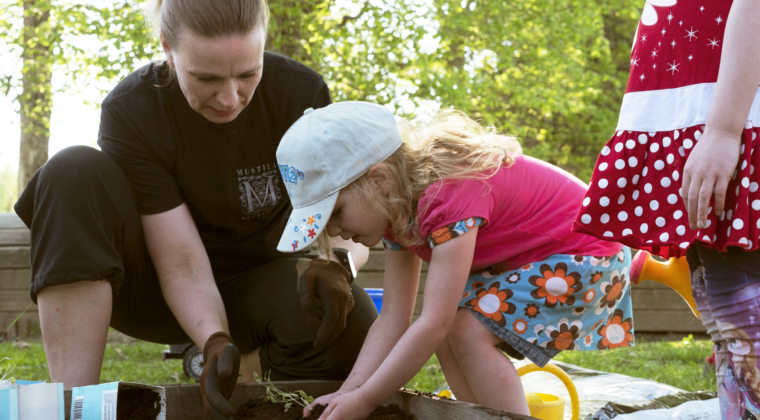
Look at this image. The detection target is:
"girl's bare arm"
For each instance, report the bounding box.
[682,0,760,228]
[356,228,478,408]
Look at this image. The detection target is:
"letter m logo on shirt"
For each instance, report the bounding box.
[238,169,282,218]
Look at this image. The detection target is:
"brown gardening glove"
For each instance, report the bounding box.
[299,258,355,349]
[201,332,241,420]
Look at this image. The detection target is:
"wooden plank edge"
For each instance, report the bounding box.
[63,381,534,420]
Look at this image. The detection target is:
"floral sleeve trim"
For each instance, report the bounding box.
[382,238,406,251]
[428,217,487,248]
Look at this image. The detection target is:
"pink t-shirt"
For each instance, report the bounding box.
[385,155,622,271]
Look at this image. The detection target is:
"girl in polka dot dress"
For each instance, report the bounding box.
[573,0,760,418]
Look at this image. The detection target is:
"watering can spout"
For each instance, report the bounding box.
[629,251,699,318]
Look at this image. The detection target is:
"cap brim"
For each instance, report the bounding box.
[277,191,339,253]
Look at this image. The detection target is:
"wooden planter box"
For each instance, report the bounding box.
[61,381,534,420]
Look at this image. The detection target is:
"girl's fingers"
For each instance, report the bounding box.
[686,174,703,230]
[319,403,335,420]
[713,175,730,219]
[696,176,716,229]
[681,173,692,216]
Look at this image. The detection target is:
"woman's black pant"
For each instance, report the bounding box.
[15,146,377,380]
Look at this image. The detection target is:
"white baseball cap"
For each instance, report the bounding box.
[276,101,402,253]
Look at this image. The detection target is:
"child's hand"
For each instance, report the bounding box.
[303,391,342,418]
[318,390,376,420]
[681,126,741,230]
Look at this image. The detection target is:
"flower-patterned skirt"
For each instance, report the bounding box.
[459,248,634,366]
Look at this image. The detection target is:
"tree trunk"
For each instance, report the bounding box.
[17,0,52,194]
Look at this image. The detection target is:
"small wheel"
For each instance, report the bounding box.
[183,345,204,382]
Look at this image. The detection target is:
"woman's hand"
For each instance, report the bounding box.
[681,127,741,230]
[318,391,377,420]
[303,391,343,418]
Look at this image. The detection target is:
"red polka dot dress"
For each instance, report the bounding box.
[573,0,760,259]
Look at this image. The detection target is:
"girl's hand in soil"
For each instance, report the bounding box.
[304,391,342,418]
[318,391,376,420]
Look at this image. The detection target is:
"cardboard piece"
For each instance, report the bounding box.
[0,386,18,420]
[0,383,64,420]
[70,382,165,420]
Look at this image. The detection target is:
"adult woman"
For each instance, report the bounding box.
[13,0,377,418]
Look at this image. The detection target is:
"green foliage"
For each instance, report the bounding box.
[265,0,642,181]
[3,0,643,181]
[0,0,159,142]
[0,165,18,213]
[253,371,315,413]
[408,0,642,181]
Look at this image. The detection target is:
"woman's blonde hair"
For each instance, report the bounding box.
[347,109,522,247]
[145,0,269,50]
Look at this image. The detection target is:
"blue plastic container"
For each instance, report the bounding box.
[365,288,383,313]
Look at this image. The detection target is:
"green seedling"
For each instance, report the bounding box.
[1,357,14,383]
[0,305,30,385]
[254,372,314,413]
[0,304,32,342]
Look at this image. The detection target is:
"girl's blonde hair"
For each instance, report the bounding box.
[347,109,522,247]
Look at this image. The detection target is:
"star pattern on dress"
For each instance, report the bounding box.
[629,2,729,91]
[667,61,680,74]
[685,27,698,41]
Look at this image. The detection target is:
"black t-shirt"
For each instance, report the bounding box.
[98,52,331,273]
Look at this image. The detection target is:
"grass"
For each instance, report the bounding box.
[0,335,714,394]
[407,336,715,394]
[0,339,194,385]
[553,335,715,392]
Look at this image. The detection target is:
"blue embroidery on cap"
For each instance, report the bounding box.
[279,164,305,185]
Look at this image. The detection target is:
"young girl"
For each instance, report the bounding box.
[573,0,760,418]
[275,102,633,419]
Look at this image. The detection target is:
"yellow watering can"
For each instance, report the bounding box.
[629,251,699,318]
[517,363,579,420]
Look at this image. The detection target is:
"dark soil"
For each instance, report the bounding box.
[233,400,415,420]
[116,386,162,420]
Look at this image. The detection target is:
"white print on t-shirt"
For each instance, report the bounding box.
[237,164,283,220]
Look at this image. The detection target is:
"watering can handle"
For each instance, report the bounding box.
[517,364,580,420]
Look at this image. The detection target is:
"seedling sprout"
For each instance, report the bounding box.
[254,372,315,413]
